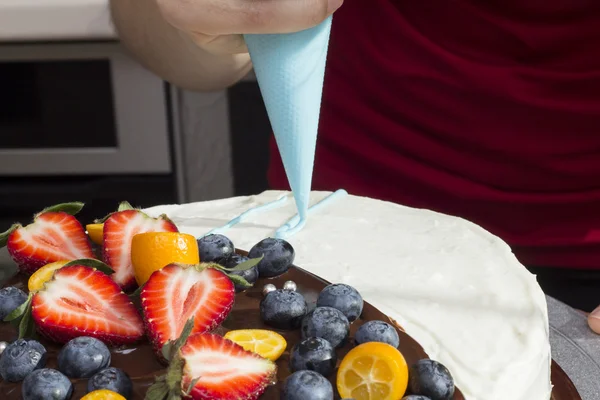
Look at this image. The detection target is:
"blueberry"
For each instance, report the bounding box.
[22,368,73,400]
[290,337,337,377]
[260,289,307,330]
[248,238,294,278]
[57,336,111,378]
[221,254,259,292]
[316,284,363,322]
[301,307,350,348]
[402,396,432,400]
[87,367,133,398]
[281,370,333,400]
[355,320,400,348]
[408,359,455,400]
[0,339,47,382]
[0,286,28,320]
[197,234,235,263]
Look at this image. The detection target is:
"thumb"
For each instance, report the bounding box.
[158,0,343,36]
[588,305,600,334]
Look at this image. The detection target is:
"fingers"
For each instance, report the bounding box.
[588,306,600,334]
[157,0,342,36]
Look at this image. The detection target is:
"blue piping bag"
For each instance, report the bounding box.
[243,16,333,237]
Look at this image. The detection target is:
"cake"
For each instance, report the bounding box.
[0,190,552,400]
[143,190,553,400]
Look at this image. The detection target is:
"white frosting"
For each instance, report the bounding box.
[144,190,552,400]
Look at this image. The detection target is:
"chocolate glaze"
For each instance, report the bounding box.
[0,255,578,400]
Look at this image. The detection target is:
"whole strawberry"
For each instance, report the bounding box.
[0,203,95,275]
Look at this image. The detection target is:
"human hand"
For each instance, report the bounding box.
[155,0,344,54]
[588,307,600,334]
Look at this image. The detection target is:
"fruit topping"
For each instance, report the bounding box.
[147,319,277,400]
[281,370,334,400]
[81,389,126,400]
[260,289,308,330]
[86,223,104,246]
[140,263,235,352]
[180,333,277,399]
[402,396,433,400]
[249,237,295,278]
[131,231,199,286]
[317,283,364,322]
[355,320,400,348]
[224,329,287,361]
[197,234,235,263]
[408,359,455,400]
[221,254,259,292]
[290,337,337,377]
[301,306,350,348]
[22,368,73,400]
[0,339,47,382]
[30,264,145,345]
[27,260,68,292]
[57,336,111,378]
[87,367,133,398]
[0,202,95,275]
[0,286,28,320]
[337,342,409,400]
[102,203,178,290]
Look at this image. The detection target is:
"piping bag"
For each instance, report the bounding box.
[243,16,333,238]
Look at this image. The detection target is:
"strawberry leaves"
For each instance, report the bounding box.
[4,293,35,340]
[0,224,19,248]
[94,201,136,224]
[146,318,197,400]
[36,202,85,218]
[63,259,114,275]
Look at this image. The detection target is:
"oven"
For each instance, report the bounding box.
[0,41,181,226]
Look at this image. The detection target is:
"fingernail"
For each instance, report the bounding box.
[328,0,343,13]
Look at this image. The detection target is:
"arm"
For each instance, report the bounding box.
[109,0,252,92]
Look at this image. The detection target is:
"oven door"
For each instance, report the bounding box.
[0,42,171,175]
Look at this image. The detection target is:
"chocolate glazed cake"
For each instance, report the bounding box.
[0,256,580,400]
[0,256,465,399]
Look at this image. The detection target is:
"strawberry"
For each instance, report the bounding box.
[141,263,235,353]
[0,202,95,275]
[145,320,277,400]
[102,208,178,290]
[30,264,145,345]
[180,333,277,399]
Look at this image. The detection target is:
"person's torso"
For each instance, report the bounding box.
[268,0,600,268]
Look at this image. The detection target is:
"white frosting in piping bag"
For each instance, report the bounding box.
[144,191,553,400]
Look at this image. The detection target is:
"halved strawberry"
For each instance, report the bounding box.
[102,209,178,290]
[0,203,95,275]
[181,333,277,399]
[141,264,235,352]
[31,264,145,345]
[146,321,277,400]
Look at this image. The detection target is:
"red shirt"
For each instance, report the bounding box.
[268,0,600,270]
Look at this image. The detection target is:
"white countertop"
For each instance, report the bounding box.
[0,0,115,41]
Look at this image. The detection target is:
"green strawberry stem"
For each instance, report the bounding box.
[146,318,197,400]
[36,202,85,218]
[0,223,19,248]
[63,259,114,275]
[94,200,136,223]
[3,293,35,340]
